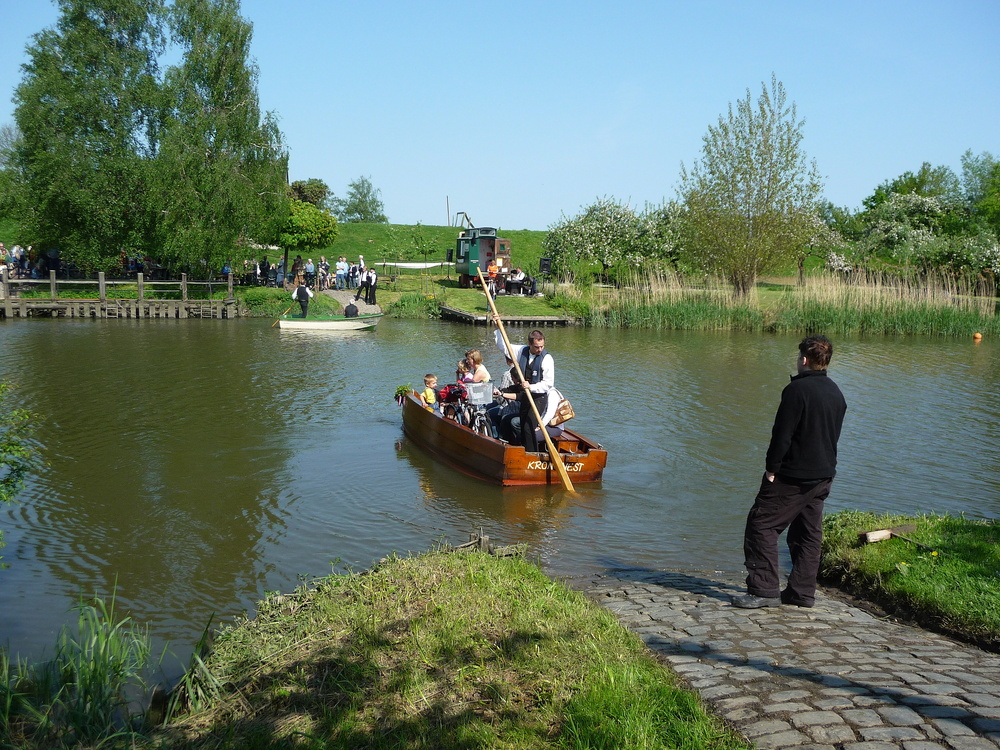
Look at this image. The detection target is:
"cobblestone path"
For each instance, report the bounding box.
[564,570,1000,750]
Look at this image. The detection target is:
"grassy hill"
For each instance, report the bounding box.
[330,223,549,277]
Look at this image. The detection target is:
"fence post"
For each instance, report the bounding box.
[227,272,233,298]
[49,270,58,300]
[99,272,106,302]
[181,273,188,301]
[137,272,144,301]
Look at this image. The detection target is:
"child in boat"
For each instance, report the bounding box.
[419,374,439,412]
[456,359,473,383]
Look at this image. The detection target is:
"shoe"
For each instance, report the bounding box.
[780,591,814,608]
[731,594,781,609]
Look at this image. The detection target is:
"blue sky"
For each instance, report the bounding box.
[1,1,998,230]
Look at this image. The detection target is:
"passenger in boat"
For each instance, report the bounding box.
[488,355,519,438]
[464,349,491,383]
[733,335,847,611]
[493,323,554,452]
[419,374,439,413]
[344,299,359,318]
[456,359,473,383]
[292,279,313,317]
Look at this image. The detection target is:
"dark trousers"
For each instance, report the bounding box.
[355,281,368,301]
[366,282,377,305]
[502,392,546,451]
[743,474,833,605]
[298,299,309,318]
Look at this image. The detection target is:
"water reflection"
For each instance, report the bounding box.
[0,318,998,673]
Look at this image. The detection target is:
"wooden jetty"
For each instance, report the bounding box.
[439,305,573,327]
[1,269,236,320]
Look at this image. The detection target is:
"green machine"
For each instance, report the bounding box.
[451,226,511,288]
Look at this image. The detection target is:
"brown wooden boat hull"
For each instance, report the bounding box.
[401,392,607,486]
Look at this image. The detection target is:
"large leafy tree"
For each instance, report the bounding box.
[154,0,288,275]
[289,178,330,209]
[12,0,165,272]
[331,175,388,223]
[279,199,338,253]
[679,75,823,296]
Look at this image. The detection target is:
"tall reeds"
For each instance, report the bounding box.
[555,268,999,335]
[1,594,155,749]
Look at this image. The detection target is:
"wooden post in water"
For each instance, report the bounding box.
[1,266,9,318]
[227,272,233,298]
[49,270,57,300]
[181,273,188,301]
[98,272,106,302]
[137,272,144,302]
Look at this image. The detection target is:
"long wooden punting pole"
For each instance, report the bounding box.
[476,269,575,493]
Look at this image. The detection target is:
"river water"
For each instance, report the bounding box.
[1,317,998,677]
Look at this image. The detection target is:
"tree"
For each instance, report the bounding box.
[0,124,22,217]
[153,0,288,276]
[544,198,641,279]
[12,0,165,272]
[289,178,331,209]
[279,199,338,253]
[679,75,823,296]
[331,176,388,223]
[862,162,961,211]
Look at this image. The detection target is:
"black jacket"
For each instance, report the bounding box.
[765,369,847,481]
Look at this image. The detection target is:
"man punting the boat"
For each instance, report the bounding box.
[492,319,554,452]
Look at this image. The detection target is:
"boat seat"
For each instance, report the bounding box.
[554,438,579,453]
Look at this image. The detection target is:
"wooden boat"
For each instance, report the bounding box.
[401,391,607,486]
[278,313,382,331]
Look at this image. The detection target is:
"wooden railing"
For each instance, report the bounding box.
[1,268,238,319]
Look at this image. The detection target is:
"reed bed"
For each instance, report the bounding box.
[556,269,999,336]
[1,595,155,749]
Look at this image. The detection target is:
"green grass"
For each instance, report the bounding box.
[237,286,341,318]
[327,223,548,276]
[150,550,748,750]
[821,511,1000,650]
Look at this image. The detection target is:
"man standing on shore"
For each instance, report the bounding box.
[733,335,847,609]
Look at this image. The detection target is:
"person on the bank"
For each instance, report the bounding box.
[292,279,313,318]
[493,321,554,451]
[354,268,369,302]
[364,267,378,305]
[733,335,847,610]
[344,299,359,318]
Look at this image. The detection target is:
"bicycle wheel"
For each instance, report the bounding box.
[443,403,464,424]
[471,412,492,438]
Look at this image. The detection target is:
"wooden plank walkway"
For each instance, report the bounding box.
[440,305,574,326]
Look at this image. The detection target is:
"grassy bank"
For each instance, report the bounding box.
[332,223,548,277]
[151,550,748,750]
[821,511,1000,651]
